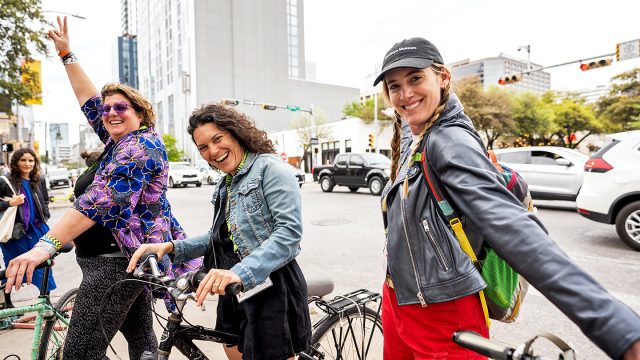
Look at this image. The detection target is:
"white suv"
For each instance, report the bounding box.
[168,162,203,188]
[576,131,640,251]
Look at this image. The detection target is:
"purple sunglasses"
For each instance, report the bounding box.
[97,101,132,117]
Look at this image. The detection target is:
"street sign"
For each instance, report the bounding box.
[280,152,287,161]
[616,39,640,61]
[310,137,319,145]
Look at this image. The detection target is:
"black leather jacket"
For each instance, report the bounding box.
[0,175,50,231]
[381,94,640,359]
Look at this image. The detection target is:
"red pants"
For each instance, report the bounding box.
[382,283,489,359]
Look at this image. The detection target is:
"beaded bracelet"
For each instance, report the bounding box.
[34,241,57,257]
[58,49,70,58]
[41,234,63,251]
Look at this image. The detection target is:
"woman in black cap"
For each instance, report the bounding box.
[375,37,640,359]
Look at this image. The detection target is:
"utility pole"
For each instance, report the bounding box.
[518,44,531,71]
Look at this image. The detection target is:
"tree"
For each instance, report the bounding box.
[596,67,640,131]
[342,95,393,128]
[510,92,554,146]
[454,77,513,149]
[0,0,50,110]
[289,111,332,160]
[551,99,603,148]
[163,134,183,161]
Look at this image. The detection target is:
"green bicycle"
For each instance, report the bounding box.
[0,247,77,360]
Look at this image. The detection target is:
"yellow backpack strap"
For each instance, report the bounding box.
[417,150,491,328]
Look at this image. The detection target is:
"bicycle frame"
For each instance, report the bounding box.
[0,266,71,360]
[150,311,238,360]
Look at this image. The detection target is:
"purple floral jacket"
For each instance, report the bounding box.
[74,96,202,276]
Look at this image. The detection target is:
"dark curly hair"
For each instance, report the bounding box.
[9,148,42,189]
[188,103,275,154]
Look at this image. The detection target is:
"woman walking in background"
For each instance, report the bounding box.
[0,148,53,308]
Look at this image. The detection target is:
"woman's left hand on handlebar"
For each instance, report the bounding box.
[195,269,241,306]
[126,242,174,273]
[4,247,52,292]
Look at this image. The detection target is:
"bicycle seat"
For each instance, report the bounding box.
[305,272,334,298]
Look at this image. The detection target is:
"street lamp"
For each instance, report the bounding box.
[42,10,86,20]
[518,44,531,71]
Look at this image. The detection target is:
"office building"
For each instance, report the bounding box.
[128,0,359,160]
[449,54,551,93]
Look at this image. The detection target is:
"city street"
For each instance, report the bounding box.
[2,182,639,358]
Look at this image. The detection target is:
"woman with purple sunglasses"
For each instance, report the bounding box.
[3,16,202,360]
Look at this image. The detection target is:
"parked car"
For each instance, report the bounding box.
[493,146,589,201]
[196,161,223,185]
[312,153,391,196]
[46,168,71,189]
[289,164,305,187]
[576,131,640,251]
[168,162,202,188]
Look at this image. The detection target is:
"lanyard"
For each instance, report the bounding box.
[225,151,248,252]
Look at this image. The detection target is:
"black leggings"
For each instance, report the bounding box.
[63,256,157,360]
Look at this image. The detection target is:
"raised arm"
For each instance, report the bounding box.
[48,16,97,106]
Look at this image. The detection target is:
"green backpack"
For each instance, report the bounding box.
[418,147,532,326]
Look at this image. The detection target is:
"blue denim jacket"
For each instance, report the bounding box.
[173,153,302,290]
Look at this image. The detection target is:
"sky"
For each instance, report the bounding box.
[31,0,640,144]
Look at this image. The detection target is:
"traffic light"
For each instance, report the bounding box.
[580,58,612,71]
[368,133,375,148]
[498,74,522,85]
[262,104,277,110]
[222,99,239,106]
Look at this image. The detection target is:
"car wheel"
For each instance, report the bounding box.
[320,176,334,192]
[207,176,214,185]
[615,201,640,251]
[368,177,384,196]
[196,182,202,187]
[348,187,359,193]
[169,178,176,188]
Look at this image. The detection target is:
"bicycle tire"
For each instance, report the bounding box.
[309,305,383,360]
[37,288,78,360]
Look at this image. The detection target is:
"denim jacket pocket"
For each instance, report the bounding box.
[238,177,263,213]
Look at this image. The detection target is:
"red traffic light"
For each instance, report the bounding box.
[498,74,522,85]
[580,58,612,71]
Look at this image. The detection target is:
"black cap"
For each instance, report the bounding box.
[373,37,444,86]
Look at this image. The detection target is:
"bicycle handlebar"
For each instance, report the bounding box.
[453,331,568,360]
[133,252,242,296]
[453,331,513,360]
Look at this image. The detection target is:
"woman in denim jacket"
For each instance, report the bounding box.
[129,104,311,360]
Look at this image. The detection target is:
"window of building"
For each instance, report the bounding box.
[345,139,352,153]
[156,100,164,133]
[168,95,175,136]
[286,0,301,79]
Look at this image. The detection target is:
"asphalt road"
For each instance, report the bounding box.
[1,182,639,359]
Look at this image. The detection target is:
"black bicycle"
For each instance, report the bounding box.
[453,330,577,360]
[125,253,383,359]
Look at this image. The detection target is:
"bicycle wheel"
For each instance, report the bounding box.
[309,305,383,360]
[38,288,78,360]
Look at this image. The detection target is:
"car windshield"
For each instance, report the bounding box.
[361,153,391,166]
[170,163,191,170]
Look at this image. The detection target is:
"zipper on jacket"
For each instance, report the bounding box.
[421,219,450,272]
[400,197,427,307]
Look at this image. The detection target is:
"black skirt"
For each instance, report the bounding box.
[215,255,311,360]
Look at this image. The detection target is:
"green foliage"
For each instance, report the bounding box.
[510,92,555,146]
[454,77,513,149]
[596,67,640,131]
[0,0,50,108]
[163,134,184,162]
[342,95,393,128]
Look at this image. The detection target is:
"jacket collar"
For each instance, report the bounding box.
[234,152,258,177]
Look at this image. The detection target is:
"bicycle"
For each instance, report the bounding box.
[0,246,77,360]
[453,330,577,360]
[128,253,383,359]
